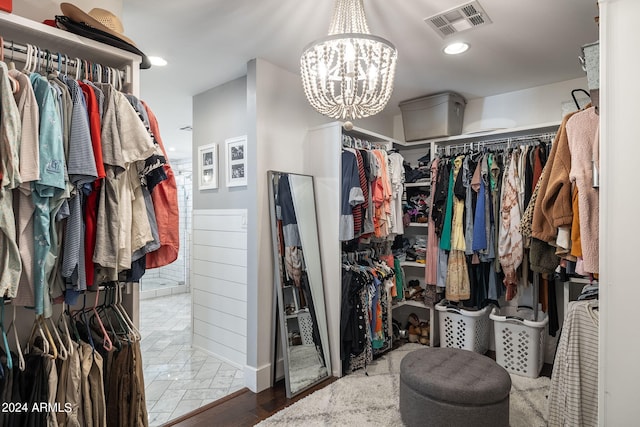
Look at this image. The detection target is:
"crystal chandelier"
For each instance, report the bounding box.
[300,0,397,124]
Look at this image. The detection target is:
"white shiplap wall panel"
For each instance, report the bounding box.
[192,260,247,284]
[193,230,247,250]
[193,288,247,319]
[192,274,247,302]
[192,209,247,368]
[192,246,247,267]
[192,320,245,367]
[192,303,247,336]
[193,210,246,231]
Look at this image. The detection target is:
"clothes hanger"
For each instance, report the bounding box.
[95,287,122,350]
[7,41,16,71]
[571,89,591,110]
[0,38,19,94]
[79,294,97,352]
[74,57,81,80]
[35,46,43,74]
[47,316,68,360]
[0,301,13,371]
[22,43,31,74]
[105,285,134,344]
[115,284,141,341]
[27,313,49,355]
[7,305,25,371]
[38,315,58,359]
[32,46,40,74]
[64,302,81,344]
[90,288,113,351]
[97,285,129,340]
[57,302,74,357]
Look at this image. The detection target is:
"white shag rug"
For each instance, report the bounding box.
[257,344,550,427]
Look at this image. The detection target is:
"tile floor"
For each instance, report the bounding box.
[140,292,245,426]
[140,278,189,300]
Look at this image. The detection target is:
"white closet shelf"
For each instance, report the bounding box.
[311,121,401,145]
[401,261,426,268]
[394,121,562,149]
[0,12,141,70]
[407,222,429,228]
[394,299,429,309]
[405,182,431,188]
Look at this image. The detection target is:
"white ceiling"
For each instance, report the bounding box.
[121,0,599,161]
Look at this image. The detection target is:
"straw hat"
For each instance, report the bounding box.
[60,3,137,47]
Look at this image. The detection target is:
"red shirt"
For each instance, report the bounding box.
[79,81,105,286]
[142,101,180,268]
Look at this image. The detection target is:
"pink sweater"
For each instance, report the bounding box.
[566,107,599,273]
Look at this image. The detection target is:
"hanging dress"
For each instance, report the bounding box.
[446,156,470,301]
[425,158,439,285]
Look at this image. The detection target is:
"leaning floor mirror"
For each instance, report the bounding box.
[268,171,331,397]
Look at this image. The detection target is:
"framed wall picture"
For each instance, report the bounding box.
[198,143,218,190]
[225,135,248,187]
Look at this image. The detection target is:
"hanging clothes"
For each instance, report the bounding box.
[0,63,22,301]
[372,149,392,238]
[9,68,40,309]
[498,150,524,300]
[424,158,439,286]
[141,101,179,269]
[566,106,599,273]
[445,156,470,301]
[388,150,405,235]
[26,72,67,315]
[340,150,364,242]
[340,255,394,374]
[548,301,599,427]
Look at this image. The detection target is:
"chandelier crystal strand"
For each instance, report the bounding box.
[300,0,397,122]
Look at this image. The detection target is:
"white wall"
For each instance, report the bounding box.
[191,209,248,368]
[599,0,640,424]
[246,58,330,392]
[13,0,123,23]
[393,77,588,140]
[192,76,248,210]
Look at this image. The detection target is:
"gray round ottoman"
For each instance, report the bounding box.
[399,347,511,427]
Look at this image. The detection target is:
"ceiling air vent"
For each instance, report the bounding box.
[425,1,492,39]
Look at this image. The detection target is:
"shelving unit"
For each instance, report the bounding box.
[0,11,143,342]
[393,120,564,351]
[562,277,596,320]
[394,121,562,151]
[395,300,428,309]
[305,122,401,377]
[405,182,431,188]
[401,261,426,268]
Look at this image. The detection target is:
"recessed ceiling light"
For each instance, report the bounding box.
[149,56,168,66]
[443,42,469,55]
[169,147,176,152]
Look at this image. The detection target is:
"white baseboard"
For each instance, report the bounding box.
[244,363,274,393]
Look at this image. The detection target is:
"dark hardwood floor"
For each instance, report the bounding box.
[162,377,337,427]
[162,345,553,426]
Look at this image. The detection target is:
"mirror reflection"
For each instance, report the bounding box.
[268,171,331,397]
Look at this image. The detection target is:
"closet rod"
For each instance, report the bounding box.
[2,38,79,68]
[437,131,556,155]
[342,134,387,150]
